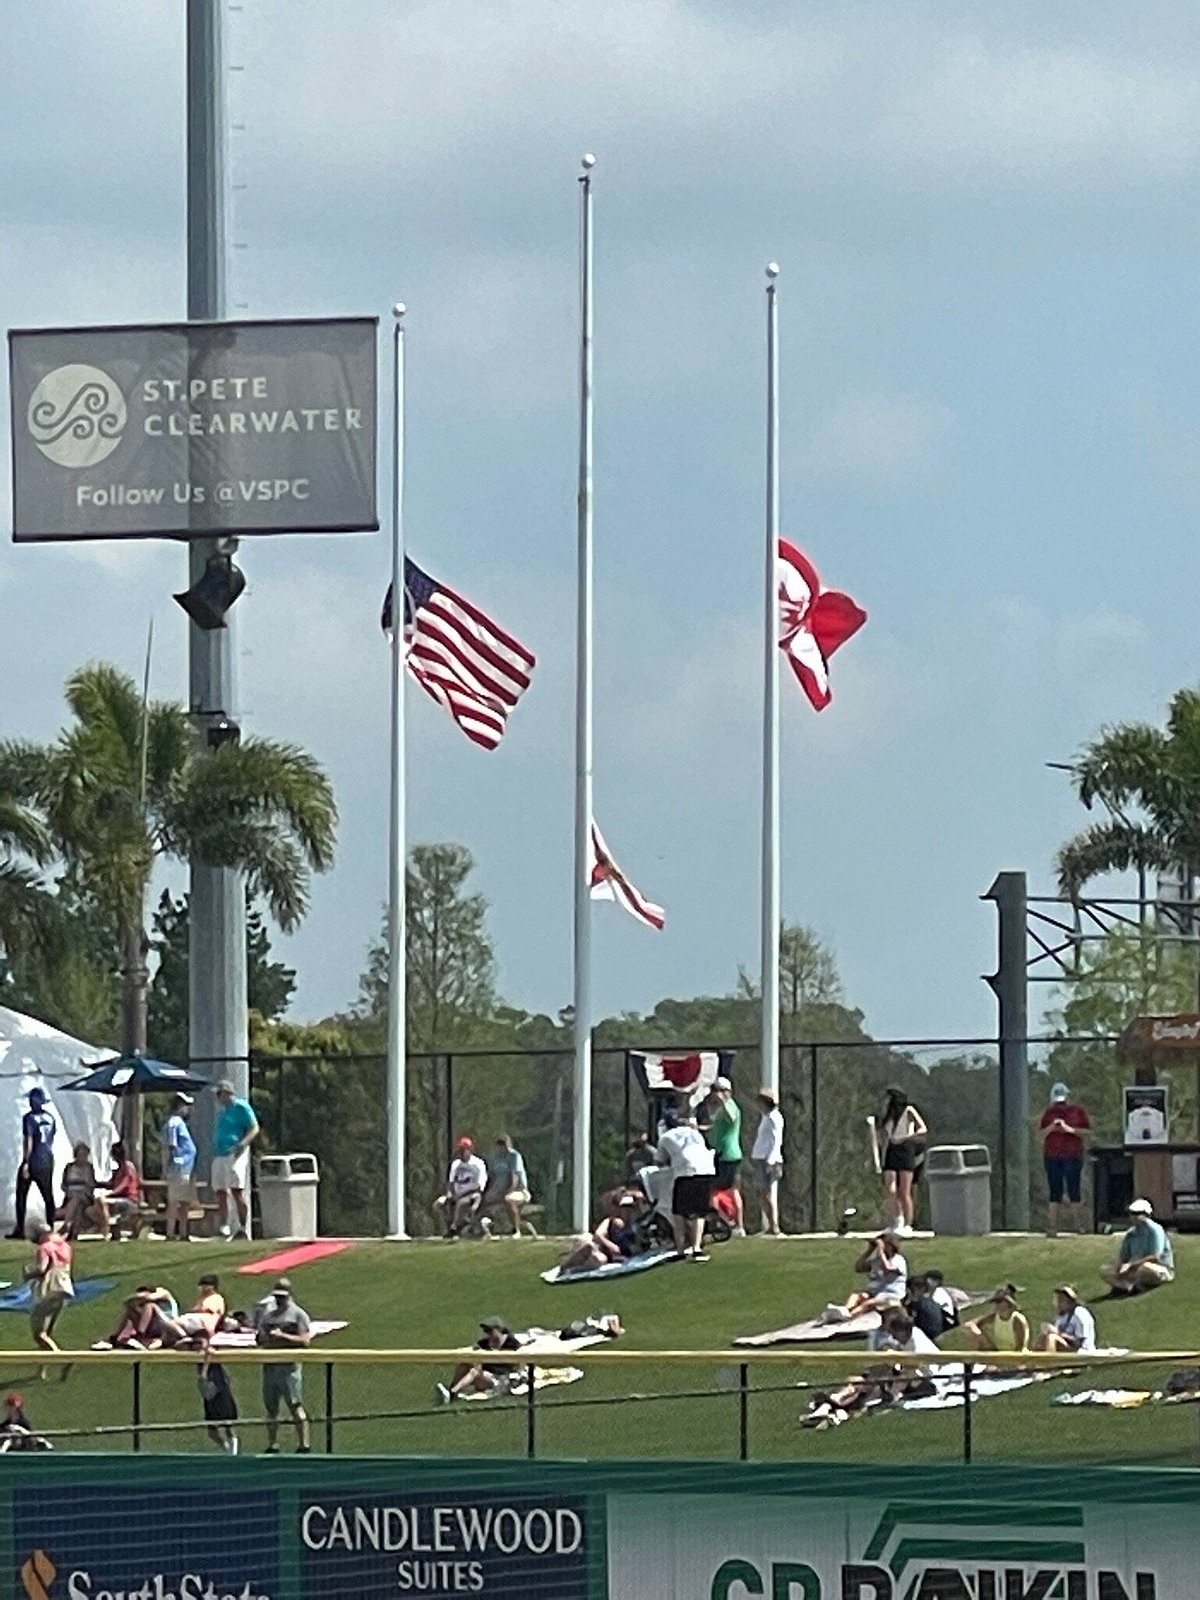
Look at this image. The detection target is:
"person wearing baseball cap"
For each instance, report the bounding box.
[7,1087,57,1240]
[705,1075,745,1237]
[436,1315,520,1405]
[256,1277,311,1452]
[212,1080,260,1241]
[437,1136,488,1239]
[1033,1284,1097,1353]
[1101,1198,1176,1296]
[1038,1081,1091,1237]
[160,1092,197,1241]
[821,1227,909,1324]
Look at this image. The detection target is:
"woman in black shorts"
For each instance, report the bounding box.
[878,1087,927,1236]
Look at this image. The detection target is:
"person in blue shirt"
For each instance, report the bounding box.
[212,1080,259,1240]
[1101,1198,1176,1294]
[160,1093,198,1241]
[7,1088,57,1240]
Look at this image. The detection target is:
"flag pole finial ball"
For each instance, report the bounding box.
[581,153,597,169]
[392,302,407,319]
[766,262,780,279]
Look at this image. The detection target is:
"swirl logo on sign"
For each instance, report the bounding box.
[27,363,127,468]
[20,1549,56,1600]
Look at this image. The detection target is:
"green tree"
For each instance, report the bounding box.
[354,842,498,1048]
[0,661,337,1060]
[0,794,54,967]
[148,889,297,1062]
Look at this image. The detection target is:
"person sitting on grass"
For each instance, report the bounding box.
[437,1137,489,1238]
[436,1316,521,1404]
[1100,1198,1176,1296]
[61,1141,109,1240]
[1033,1284,1097,1353]
[964,1285,1030,1354]
[560,1195,642,1274]
[92,1285,180,1349]
[821,1230,908,1323]
[905,1273,959,1344]
[102,1141,143,1240]
[804,1309,939,1427]
[0,1392,51,1452]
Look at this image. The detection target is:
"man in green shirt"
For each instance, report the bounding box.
[706,1077,745,1236]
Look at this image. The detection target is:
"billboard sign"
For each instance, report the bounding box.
[299,1492,591,1600]
[8,317,377,541]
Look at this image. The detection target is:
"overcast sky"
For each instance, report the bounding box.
[4,1,1199,1042]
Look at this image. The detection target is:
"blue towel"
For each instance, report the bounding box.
[0,1277,116,1312]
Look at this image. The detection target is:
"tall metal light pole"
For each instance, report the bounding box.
[760,264,781,1098]
[186,0,248,1158]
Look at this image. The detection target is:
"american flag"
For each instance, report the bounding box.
[589,820,665,930]
[777,539,866,711]
[382,558,535,751]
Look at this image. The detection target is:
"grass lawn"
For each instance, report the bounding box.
[0,1232,1198,1464]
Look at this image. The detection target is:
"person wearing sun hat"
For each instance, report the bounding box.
[964,1284,1030,1353]
[1034,1283,1097,1353]
[1101,1198,1176,1295]
[1038,1080,1091,1237]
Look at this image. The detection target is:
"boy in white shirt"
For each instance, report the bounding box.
[655,1106,716,1261]
[437,1137,489,1238]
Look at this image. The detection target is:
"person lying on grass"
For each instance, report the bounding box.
[1100,1198,1176,1296]
[964,1285,1030,1354]
[820,1230,908,1323]
[1033,1284,1096,1353]
[803,1309,939,1426]
[559,1194,643,1273]
[436,1316,521,1404]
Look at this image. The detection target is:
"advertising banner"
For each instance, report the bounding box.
[8,317,377,541]
[12,1488,279,1600]
[607,1490,1179,1599]
[299,1491,590,1599]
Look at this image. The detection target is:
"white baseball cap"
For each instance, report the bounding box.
[1128,1197,1153,1216]
[1050,1082,1069,1103]
[714,1076,733,1092]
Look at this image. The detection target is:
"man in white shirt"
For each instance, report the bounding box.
[655,1106,716,1260]
[806,1310,938,1426]
[1034,1284,1097,1353]
[751,1088,785,1236]
[437,1137,489,1238]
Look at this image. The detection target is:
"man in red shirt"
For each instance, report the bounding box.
[1039,1082,1091,1236]
[103,1141,143,1241]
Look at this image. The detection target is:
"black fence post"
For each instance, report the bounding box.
[738,1363,749,1462]
[325,1362,334,1454]
[445,1055,455,1174]
[962,1363,974,1465]
[808,1046,819,1231]
[132,1360,142,1454]
[525,1365,537,1459]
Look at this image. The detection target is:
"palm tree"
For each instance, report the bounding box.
[1057,688,1200,895]
[0,795,55,973]
[0,662,338,1060]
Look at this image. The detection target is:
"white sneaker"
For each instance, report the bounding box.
[224,1436,239,1455]
[435,1383,452,1406]
[730,1226,747,1238]
[819,1304,851,1324]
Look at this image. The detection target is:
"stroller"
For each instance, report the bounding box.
[634,1163,734,1250]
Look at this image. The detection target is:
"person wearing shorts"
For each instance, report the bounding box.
[199,1355,239,1454]
[750,1087,785,1236]
[256,1279,311,1453]
[1039,1082,1090,1236]
[212,1081,260,1240]
[655,1105,716,1261]
[706,1076,745,1236]
[27,1225,73,1374]
[161,1094,197,1241]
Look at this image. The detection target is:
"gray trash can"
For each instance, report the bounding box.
[925,1144,992,1236]
[257,1153,319,1240]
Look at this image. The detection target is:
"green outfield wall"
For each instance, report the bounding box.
[0,1458,1195,1599]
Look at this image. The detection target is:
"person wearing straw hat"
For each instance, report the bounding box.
[1100,1198,1176,1295]
[964,1285,1030,1353]
[1034,1285,1096,1353]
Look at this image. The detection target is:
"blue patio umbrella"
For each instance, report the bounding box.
[62,1054,212,1096]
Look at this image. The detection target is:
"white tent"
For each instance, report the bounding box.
[0,1005,118,1230]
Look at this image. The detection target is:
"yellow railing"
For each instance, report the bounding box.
[31,1346,1200,1366]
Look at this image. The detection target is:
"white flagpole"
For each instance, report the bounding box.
[572,154,597,1234]
[386,302,408,1238]
[760,263,781,1098]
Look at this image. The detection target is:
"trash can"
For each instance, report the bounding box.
[257,1153,320,1240]
[925,1144,992,1236]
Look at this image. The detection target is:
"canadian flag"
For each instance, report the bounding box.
[778,539,867,711]
[589,821,665,931]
